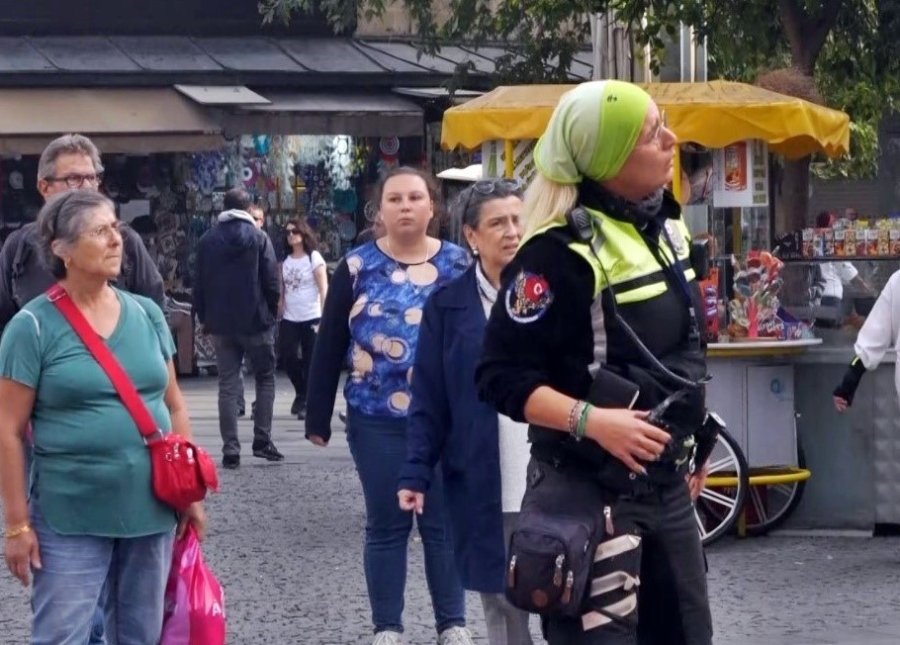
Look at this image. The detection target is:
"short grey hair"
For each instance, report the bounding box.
[37,134,104,183]
[454,179,524,230]
[38,190,115,278]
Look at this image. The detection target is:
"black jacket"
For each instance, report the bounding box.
[0,221,164,334]
[476,190,707,489]
[194,212,280,336]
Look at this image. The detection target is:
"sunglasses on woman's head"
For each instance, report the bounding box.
[472,178,524,195]
[459,178,525,220]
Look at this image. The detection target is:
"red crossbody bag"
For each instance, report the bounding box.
[48,284,219,511]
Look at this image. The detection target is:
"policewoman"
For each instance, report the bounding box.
[477,80,713,644]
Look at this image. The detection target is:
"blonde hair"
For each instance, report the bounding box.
[521,172,579,239]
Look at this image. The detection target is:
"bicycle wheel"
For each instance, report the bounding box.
[744,443,808,536]
[694,428,749,546]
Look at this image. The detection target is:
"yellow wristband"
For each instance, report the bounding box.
[4,523,32,539]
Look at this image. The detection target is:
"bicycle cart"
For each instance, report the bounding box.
[697,339,819,545]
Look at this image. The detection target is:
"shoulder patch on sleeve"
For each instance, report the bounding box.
[505,270,554,323]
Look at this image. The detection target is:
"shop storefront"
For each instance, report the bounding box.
[0,85,432,373]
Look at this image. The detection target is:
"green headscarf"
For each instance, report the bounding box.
[533,80,652,185]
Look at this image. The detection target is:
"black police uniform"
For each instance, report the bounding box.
[476,182,713,645]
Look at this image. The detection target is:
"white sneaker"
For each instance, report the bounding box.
[373,631,402,645]
[438,626,475,645]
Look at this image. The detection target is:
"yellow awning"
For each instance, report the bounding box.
[442,80,850,159]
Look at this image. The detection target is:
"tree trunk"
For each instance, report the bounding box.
[771,0,844,234]
[776,156,811,235]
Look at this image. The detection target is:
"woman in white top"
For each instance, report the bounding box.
[279,218,328,419]
[397,179,534,644]
[834,269,900,412]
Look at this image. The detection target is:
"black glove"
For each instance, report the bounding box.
[833,357,866,407]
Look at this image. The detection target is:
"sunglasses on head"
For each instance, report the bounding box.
[459,177,525,220]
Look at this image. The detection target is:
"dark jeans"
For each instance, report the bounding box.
[528,460,712,645]
[278,318,318,406]
[213,328,276,456]
[347,410,466,635]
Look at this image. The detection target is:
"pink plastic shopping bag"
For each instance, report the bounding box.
[161,526,226,645]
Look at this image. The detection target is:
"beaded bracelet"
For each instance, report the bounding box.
[576,402,594,440]
[3,523,31,539]
[568,400,587,440]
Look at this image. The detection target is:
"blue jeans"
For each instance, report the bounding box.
[347,410,466,635]
[25,444,105,643]
[30,498,174,645]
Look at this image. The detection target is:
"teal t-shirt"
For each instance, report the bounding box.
[0,288,177,537]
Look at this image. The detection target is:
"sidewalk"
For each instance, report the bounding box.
[180,375,900,645]
[1,376,899,643]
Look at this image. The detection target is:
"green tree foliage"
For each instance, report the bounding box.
[260,0,896,182]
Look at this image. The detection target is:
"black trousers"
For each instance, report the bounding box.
[528,459,713,645]
[278,318,318,405]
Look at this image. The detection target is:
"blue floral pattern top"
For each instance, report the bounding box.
[342,241,470,417]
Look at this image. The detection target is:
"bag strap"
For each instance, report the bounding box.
[47,284,161,441]
[549,212,707,390]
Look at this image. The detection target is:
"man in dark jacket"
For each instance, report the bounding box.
[194,187,282,468]
[0,134,164,333]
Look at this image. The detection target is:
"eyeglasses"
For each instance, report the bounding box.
[46,173,103,189]
[459,178,525,223]
[82,220,125,241]
[286,228,301,237]
[643,111,668,146]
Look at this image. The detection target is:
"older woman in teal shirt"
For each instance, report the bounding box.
[0,190,205,644]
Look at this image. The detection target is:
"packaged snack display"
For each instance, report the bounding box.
[843,229,857,256]
[802,228,814,257]
[833,229,845,257]
[864,229,875,256]
[824,229,835,256]
[891,227,900,256]
[813,229,825,257]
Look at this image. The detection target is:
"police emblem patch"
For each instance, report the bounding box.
[506,271,554,323]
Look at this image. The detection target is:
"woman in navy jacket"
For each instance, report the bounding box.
[398,179,533,645]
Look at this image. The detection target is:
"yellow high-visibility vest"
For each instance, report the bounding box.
[528,208,695,302]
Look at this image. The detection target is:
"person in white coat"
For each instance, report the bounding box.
[833,269,900,411]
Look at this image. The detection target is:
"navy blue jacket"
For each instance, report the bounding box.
[398,265,506,593]
[194,212,280,336]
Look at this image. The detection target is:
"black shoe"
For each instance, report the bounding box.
[290,396,302,416]
[252,443,285,461]
[222,454,240,469]
[250,400,257,420]
[296,405,306,421]
[237,404,245,418]
[338,410,347,424]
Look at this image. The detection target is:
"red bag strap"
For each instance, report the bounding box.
[47,284,160,440]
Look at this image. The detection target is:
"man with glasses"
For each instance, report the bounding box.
[0,134,164,332]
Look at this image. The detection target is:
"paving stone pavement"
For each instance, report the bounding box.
[2,376,900,644]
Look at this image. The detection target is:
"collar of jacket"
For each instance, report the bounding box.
[577,179,681,227]
[432,264,480,311]
[216,209,256,225]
